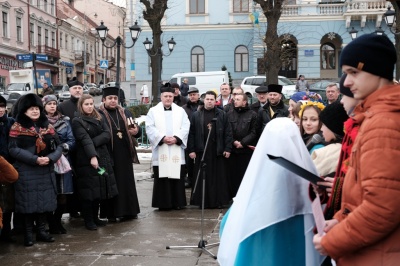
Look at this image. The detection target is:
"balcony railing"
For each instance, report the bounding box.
[37,45,60,59]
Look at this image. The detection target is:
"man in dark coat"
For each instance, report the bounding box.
[41,82,54,96]
[223,87,244,113]
[226,93,257,197]
[179,78,189,97]
[182,87,202,188]
[58,77,84,218]
[99,87,141,221]
[172,82,187,107]
[187,91,233,209]
[256,84,289,137]
[250,86,268,114]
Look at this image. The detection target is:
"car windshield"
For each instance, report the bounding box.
[6,83,25,91]
[278,77,294,85]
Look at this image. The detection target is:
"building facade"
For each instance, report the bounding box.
[128,0,392,100]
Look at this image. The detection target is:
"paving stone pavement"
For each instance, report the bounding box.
[0,153,227,266]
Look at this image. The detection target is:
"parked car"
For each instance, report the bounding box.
[240,75,296,99]
[85,83,101,96]
[309,80,338,102]
[53,84,69,99]
[6,92,22,114]
[58,87,71,102]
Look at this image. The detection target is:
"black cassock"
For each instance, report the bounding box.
[101,109,140,218]
[191,109,230,209]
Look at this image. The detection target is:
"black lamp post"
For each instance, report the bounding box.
[349,27,358,40]
[383,5,400,80]
[96,21,142,89]
[384,7,398,34]
[142,37,176,102]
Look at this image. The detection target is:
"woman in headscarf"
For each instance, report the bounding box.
[218,118,324,265]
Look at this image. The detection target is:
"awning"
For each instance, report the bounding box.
[60,61,74,67]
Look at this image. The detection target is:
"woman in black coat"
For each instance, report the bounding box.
[71,94,117,231]
[8,94,64,246]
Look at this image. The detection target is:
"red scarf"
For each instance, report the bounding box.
[9,122,55,154]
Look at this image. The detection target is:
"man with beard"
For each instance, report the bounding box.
[146,83,190,210]
[256,84,289,137]
[99,87,141,221]
[182,87,202,188]
[58,77,84,218]
[226,93,257,197]
[188,91,233,209]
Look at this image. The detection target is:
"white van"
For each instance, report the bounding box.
[169,71,229,97]
[240,75,296,99]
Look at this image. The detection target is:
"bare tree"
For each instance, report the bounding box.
[253,0,284,85]
[140,0,168,104]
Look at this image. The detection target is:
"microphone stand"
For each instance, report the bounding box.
[166,121,219,259]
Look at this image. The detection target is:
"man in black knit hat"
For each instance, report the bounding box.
[314,33,400,265]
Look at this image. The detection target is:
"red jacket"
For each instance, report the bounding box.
[321,84,400,265]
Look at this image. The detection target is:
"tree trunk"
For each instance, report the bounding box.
[140,0,168,105]
[254,0,284,85]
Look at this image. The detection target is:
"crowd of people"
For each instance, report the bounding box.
[0,32,399,266]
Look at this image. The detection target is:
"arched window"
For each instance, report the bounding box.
[321,43,336,70]
[191,46,204,72]
[235,45,249,72]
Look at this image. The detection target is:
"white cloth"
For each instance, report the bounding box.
[146,102,190,178]
[218,117,324,266]
[140,84,149,97]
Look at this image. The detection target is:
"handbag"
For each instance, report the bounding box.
[54,154,72,174]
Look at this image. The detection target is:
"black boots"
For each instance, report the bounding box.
[48,205,67,234]
[82,200,97,230]
[93,201,107,227]
[36,213,55,243]
[24,214,34,247]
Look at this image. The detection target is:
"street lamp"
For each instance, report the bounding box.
[349,27,358,40]
[83,12,97,84]
[95,21,141,89]
[142,37,176,102]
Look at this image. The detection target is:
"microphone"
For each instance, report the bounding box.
[306,134,324,150]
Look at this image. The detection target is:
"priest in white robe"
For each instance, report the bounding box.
[146,83,190,210]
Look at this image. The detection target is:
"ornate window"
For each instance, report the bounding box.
[30,23,34,46]
[37,26,41,45]
[191,46,205,72]
[2,12,8,38]
[234,45,249,72]
[321,43,336,69]
[16,17,22,42]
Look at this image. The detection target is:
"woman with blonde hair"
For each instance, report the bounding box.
[71,94,118,230]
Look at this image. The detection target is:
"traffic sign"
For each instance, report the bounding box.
[16,54,33,61]
[36,54,48,61]
[100,60,109,69]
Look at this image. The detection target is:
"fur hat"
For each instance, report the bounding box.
[67,77,84,88]
[18,93,43,114]
[102,86,120,98]
[160,83,174,94]
[339,74,353,98]
[0,95,6,107]
[340,34,396,81]
[42,94,58,106]
[319,101,348,136]
[267,84,283,94]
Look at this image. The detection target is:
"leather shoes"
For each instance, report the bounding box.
[85,222,97,231]
[94,218,107,227]
[36,232,55,243]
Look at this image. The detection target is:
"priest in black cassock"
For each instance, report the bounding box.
[99,86,141,221]
[187,91,233,209]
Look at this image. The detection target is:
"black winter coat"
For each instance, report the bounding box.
[227,106,258,154]
[0,113,15,161]
[187,107,233,155]
[257,100,289,137]
[182,100,202,119]
[71,114,118,201]
[9,112,63,214]
[58,97,78,119]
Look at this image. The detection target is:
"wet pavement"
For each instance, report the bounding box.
[0,153,226,265]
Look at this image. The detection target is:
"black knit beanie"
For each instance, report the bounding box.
[339,74,353,98]
[319,101,348,136]
[340,34,396,81]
